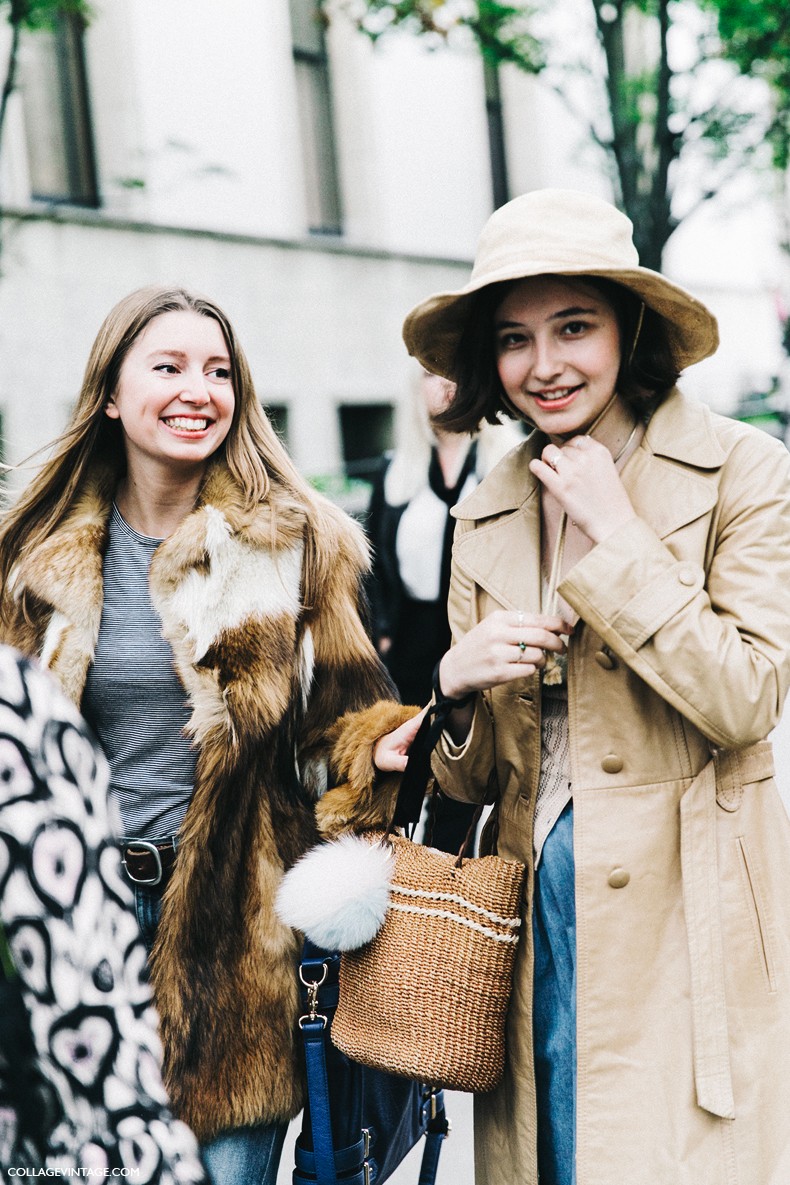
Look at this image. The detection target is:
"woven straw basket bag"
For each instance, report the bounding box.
[331,831,527,1092]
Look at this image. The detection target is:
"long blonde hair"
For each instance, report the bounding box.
[0,285,325,603]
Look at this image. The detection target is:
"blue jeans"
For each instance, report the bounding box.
[134,884,288,1185]
[532,801,577,1185]
[201,1122,287,1185]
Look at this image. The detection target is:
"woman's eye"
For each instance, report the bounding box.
[497,332,527,350]
[209,367,231,381]
[561,320,589,336]
[154,363,179,374]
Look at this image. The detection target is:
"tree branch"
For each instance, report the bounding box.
[0,16,22,163]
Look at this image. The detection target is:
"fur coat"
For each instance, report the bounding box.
[1,460,412,1141]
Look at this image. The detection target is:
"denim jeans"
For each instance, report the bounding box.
[201,1122,287,1185]
[133,884,288,1185]
[532,800,577,1185]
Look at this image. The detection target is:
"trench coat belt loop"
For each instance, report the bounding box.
[679,742,774,1121]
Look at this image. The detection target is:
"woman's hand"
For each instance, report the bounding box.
[530,435,637,543]
[438,610,572,701]
[373,705,428,773]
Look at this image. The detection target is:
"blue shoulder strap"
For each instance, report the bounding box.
[295,950,449,1185]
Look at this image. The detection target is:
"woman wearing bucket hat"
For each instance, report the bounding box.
[397,189,790,1185]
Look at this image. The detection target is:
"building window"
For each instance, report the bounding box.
[264,403,290,447]
[338,403,393,485]
[289,0,342,234]
[18,11,98,206]
[484,62,509,210]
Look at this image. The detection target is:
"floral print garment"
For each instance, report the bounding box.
[0,648,205,1183]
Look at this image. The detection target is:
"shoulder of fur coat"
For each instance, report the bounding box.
[6,459,373,696]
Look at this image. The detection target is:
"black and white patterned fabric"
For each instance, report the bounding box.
[0,648,205,1183]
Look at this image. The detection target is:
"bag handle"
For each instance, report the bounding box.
[391,663,482,864]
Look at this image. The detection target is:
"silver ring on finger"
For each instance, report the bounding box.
[517,640,528,662]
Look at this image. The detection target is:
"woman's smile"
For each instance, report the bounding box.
[530,384,585,410]
[161,414,214,434]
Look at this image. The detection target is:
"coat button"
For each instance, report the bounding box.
[594,649,616,670]
[608,867,630,889]
[678,565,697,587]
[601,754,624,774]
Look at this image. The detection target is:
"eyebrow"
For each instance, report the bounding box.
[495,305,600,329]
[147,349,231,363]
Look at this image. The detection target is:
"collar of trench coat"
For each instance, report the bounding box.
[450,387,727,616]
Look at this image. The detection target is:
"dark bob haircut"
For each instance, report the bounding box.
[433,275,681,435]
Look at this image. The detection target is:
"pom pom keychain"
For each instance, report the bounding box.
[275,833,394,951]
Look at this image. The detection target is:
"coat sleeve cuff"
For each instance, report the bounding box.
[432,695,497,805]
[315,701,419,838]
[559,516,704,651]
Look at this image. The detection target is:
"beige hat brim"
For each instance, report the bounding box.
[403,265,719,378]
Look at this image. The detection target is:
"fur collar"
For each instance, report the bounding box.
[13,460,311,717]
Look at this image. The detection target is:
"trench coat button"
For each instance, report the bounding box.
[594,649,616,670]
[601,754,624,774]
[678,565,697,587]
[608,867,630,889]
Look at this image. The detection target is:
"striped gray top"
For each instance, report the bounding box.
[82,504,196,842]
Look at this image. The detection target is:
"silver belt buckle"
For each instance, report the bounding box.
[122,839,163,886]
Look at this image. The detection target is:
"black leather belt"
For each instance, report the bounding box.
[121,839,177,887]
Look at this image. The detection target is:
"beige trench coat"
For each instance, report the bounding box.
[433,390,790,1185]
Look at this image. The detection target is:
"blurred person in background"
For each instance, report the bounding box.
[0,286,418,1185]
[367,362,520,851]
[0,645,205,1184]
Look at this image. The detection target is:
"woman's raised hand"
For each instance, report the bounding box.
[438,610,572,701]
[529,434,637,543]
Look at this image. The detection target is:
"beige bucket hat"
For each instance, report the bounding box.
[403,189,719,376]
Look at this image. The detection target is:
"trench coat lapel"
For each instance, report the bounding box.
[622,390,725,538]
[451,437,543,614]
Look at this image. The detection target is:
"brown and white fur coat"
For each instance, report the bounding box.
[2,460,413,1140]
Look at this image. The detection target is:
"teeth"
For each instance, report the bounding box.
[165,417,208,431]
[537,389,575,401]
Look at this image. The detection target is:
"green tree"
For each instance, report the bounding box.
[323,0,782,269]
[705,0,790,170]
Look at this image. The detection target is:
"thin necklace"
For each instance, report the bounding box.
[612,420,639,465]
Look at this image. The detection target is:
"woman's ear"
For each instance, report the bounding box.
[104,395,120,420]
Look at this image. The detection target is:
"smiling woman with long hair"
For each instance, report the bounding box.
[0,285,418,1185]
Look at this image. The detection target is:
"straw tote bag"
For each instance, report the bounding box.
[332,826,526,1091]
[332,681,527,1093]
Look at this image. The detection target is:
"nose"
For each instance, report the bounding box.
[531,333,563,383]
[179,369,211,406]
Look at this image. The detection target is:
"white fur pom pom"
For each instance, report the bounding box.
[275,834,394,951]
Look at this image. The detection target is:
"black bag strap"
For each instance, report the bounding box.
[392,662,474,832]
